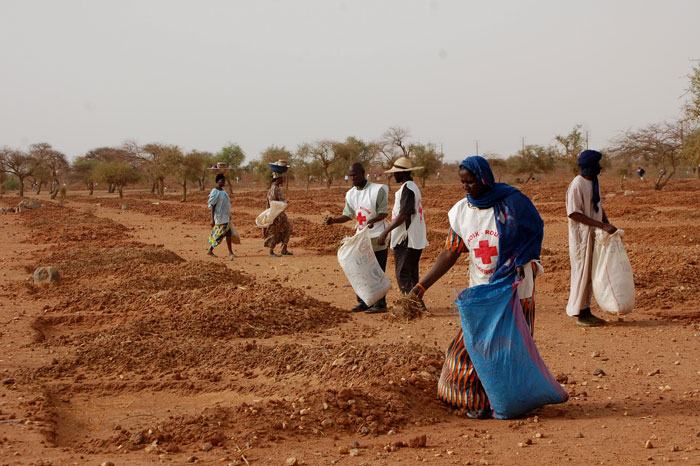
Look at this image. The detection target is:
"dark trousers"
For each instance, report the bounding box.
[357,247,388,308]
[394,246,423,294]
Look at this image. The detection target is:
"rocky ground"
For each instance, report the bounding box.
[0,176,699,465]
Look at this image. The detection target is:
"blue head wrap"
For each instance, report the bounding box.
[458,156,543,281]
[577,150,602,212]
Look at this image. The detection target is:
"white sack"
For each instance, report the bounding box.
[592,229,635,315]
[337,228,392,306]
[255,201,287,228]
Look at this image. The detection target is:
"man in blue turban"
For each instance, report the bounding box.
[565,150,618,326]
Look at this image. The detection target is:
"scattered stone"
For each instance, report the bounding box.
[670,445,680,452]
[2,378,15,385]
[645,440,654,449]
[129,431,144,445]
[535,433,544,438]
[338,446,349,454]
[349,441,359,448]
[591,351,600,358]
[17,199,41,212]
[100,462,115,466]
[121,204,129,210]
[144,441,158,453]
[623,190,635,196]
[349,448,359,457]
[408,434,427,448]
[574,432,584,439]
[647,369,660,376]
[33,266,59,284]
[593,368,606,377]
[555,374,568,384]
[321,418,334,427]
[187,456,197,463]
[201,442,213,452]
[286,457,299,465]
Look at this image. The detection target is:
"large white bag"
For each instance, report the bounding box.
[255,201,287,228]
[592,229,635,315]
[337,228,392,306]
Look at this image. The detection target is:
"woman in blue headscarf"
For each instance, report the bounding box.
[409,156,544,419]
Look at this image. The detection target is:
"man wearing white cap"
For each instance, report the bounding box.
[378,157,429,294]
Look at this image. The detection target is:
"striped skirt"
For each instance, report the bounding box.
[437,295,536,411]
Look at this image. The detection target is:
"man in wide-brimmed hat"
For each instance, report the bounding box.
[378,157,429,295]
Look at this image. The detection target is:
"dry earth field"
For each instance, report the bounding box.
[1,176,699,466]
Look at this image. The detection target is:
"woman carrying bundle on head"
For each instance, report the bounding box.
[264,172,293,257]
[207,173,237,259]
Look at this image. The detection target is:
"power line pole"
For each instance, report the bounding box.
[475,140,479,155]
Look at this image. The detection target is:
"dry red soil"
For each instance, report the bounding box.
[1,177,699,465]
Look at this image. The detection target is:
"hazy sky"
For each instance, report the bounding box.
[1,0,699,162]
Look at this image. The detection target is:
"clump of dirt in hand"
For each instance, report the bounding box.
[392,293,426,320]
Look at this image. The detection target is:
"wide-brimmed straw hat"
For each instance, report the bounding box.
[384,156,423,173]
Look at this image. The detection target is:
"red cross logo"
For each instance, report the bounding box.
[474,240,498,265]
[357,211,367,227]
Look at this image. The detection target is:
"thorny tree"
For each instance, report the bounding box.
[28,143,68,199]
[555,125,586,174]
[609,122,683,190]
[0,148,33,197]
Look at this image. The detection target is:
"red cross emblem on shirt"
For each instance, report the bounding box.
[474,240,498,265]
[356,211,367,227]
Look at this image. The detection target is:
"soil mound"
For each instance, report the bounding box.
[20,204,131,244]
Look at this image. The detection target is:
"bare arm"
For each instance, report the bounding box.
[325,215,352,225]
[366,212,388,228]
[568,212,617,234]
[376,212,408,246]
[410,248,461,298]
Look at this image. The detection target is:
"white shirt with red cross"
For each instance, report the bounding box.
[344,181,388,239]
[447,198,501,286]
[447,198,540,297]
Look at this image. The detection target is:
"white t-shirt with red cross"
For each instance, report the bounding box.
[447,198,500,286]
[447,198,540,297]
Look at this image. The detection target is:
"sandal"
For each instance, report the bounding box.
[281,251,293,256]
[269,253,281,258]
[576,315,606,327]
[228,253,236,259]
[466,409,492,420]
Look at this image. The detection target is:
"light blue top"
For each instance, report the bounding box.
[208,188,231,225]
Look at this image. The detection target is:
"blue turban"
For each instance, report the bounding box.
[577,150,602,212]
[459,156,517,208]
[458,156,543,281]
